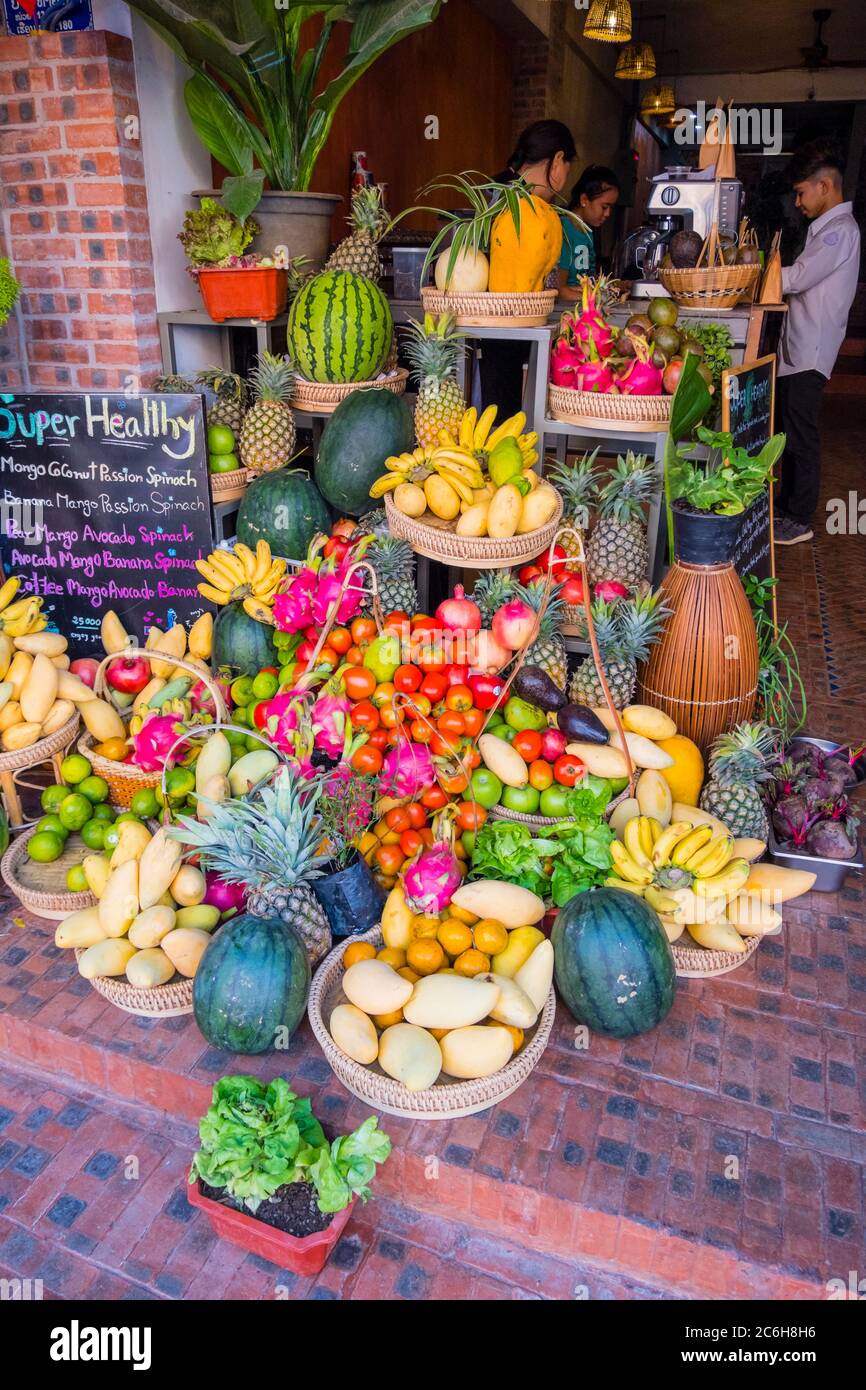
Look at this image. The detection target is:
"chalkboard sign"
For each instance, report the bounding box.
[0,392,213,651]
[721,355,776,583]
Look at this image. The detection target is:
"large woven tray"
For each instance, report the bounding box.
[421,287,557,328]
[659,263,760,311]
[308,926,556,1120]
[74,948,194,1017]
[384,492,563,570]
[1,825,97,921]
[672,931,760,978]
[209,466,251,504]
[0,712,80,776]
[290,369,408,414]
[548,384,671,431]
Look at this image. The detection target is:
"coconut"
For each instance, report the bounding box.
[669,230,703,268]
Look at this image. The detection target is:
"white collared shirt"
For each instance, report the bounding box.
[779,202,860,379]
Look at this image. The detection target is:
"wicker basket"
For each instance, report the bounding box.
[1,826,96,920]
[659,262,760,311]
[0,712,80,778]
[548,384,671,431]
[672,932,760,978]
[384,492,563,570]
[489,786,628,832]
[421,287,557,328]
[209,466,251,504]
[290,369,408,415]
[73,949,194,1017]
[308,926,556,1120]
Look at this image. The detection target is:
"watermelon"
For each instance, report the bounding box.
[212,602,278,677]
[552,887,675,1038]
[193,913,311,1055]
[315,388,414,514]
[288,270,392,384]
[237,466,331,561]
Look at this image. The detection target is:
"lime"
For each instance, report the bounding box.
[35,814,69,841]
[230,675,254,707]
[78,774,109,804]
[232,705,249,727]
[41,783,71,814]
[207,423,235,454]
[103,825,121,851]
[66,864,89,892]
[209,452,240,473]
[60,753,92,785]
[224,729,248,754]
[246,735,262,753]
[58,792,94,832]
[80,818,107,850]
[90,803,116,823]
[165,767,195,803]
[130,787,160,819]
[251,670,278,701]
[27,831,65,863]
[115,812,143,826]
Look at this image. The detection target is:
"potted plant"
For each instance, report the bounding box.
[0,258,20,328]
[668,426,786,564]
[312,767,387,938]
[187,1075,391,1274]
[122,0,443,266]
[179,197,291,323]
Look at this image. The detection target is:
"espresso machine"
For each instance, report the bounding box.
[616,168,743,297]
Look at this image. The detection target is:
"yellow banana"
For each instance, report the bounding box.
[242,596,276,625]
[368,473,405,499]
[209,550,246,589]
[645,885,680,915]
[693,858,750,900]
[413,447,429,464]
[604,877,647,896]
[640,816,661,857]
[434,467,475,506]
[0,595,36,623]
[0,577,20,614]
[195,559,234,593]
[459,408,477,449]
[258,559,287,594]
[197,583,230,607]
[434,455,485,485]
[234,542,257,585]
[518,432,539,451]
[485,410,526,451]
[252,540,273,587]
[610,841,652,885]
[3,598,41,635]
[651,821,697,867]
[624,818,653,871]
[473,405,498,450]
[521,450,539,469]
[671,824,713,866]
[686,834,734,878]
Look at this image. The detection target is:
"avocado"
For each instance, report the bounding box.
[512,665,566,712]
[557,703,609,745]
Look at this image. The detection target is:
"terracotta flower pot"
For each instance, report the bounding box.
[187,1174,356,1276]
[196,266,288,323]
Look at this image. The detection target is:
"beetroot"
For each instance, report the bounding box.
[806,821,858,860]
[802,771,847,805]
[823,755,858,788]
[772,795,809,843]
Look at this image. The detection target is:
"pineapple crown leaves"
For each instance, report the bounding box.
[346,184,391,241]
[517,578,567,639]
[196,367,248,406]
[367,533,415,577]
[154,374,197,394]
[401,171,556,284]
[401,313,465,386]
[597,452,660,524]
[547,448,601,526]
[248,351,294,405]
[707,721,781,788]
[590,590,671,662]
[471,569,521,625]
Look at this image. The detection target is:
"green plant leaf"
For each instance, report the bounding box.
[183,72,271,180]
[220,170,266,223]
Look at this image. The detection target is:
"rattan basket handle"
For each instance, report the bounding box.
[93,647,228,724]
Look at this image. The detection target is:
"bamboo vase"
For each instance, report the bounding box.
[637,561,758,752]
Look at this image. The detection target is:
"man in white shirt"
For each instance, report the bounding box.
[775,141,861,546]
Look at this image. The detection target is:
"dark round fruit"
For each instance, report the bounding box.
[626,314,653,338]
[647,297,679,329]
[653,324,681,358]
[679,337,705,361]
[669,230,703,269]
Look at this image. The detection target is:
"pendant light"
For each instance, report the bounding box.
[640,83,677,118]
[615,41,656,80]
[584,0,632,44]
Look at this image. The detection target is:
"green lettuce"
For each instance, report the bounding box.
[178,197,258,267]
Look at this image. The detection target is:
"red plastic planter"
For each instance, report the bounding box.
[196,267,289,323]
[187,1174,356,1276]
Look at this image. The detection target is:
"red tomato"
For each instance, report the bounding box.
[409,718,432,744]
[346,645,364,665]
[420,672,448,703]
[375,843,405,875]
[411,614,437,633]
[383,610,410,632]
[318,645,338,669]
[406,803,427,829]
[344,667,376,701]
[437,711,465,739]
[367,728,389,752]
[394,664,423,693]
[467,673,505,711]
[385,807,411,833]
[352,745,383,775]
[329,626,351,655]
[411,693,432,717]
[421,785,448,810]
[379,704,404,730]
[455,802,487,832]
[371,682,397,709]
[349,700,379,732]
[350,617,377,645]
[529,758,554,791]
[513,729,543,762]
[323,536,349,561]
[400,829,424,857]
[445,684,473,713]
[438,768,469,795]
[445,664,470,687]
[462,747,481,770]
[554,753,585,786]
[417,648,448,676]
[462,708,484,738]
[429,732,454,758]
[250,701,269,730]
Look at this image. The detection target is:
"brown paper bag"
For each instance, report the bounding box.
[715,109,736,179]
[699,100,724,170]
[759,242,783,304]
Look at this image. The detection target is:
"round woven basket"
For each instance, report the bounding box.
[1,826,96,920]
[73,948,194,1017]
[421,287,557,328]
[659,263,760,311]
[0,712,80,777]
[290,369,408,415]
[308,926,557,1120]
[672,931,760,978]
[548,384,671,431]
[488,786,628,833]
[209,466,251,504]
[384,492,563,570]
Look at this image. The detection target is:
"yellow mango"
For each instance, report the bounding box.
[423,474,460,521]
[455,501,489,537]
[657,737,704,806]
[609,797,641,841]
[126,948,175,989]
[5,650,33,700]
[21,655,58,723]
[0,632,12,680]
[440,1024,514,1079]
[187,612,213,661]
[0,701,22,732]
[329,1004,379,1066]
[13,631,67,657]
[491,925,545,979]
[101,609,129,654]
[622,705,677,740]
[672,802,730,837]
[81,697,125,744]
[78,938,138,979]
[137,829,183,909]
[128,905,177,949]
[731,837,766,864]
[194,731,232,795]
[148,623,186,679]
[57,670,96,703]
[109,819,153,869]
[516,484,559,534]
[1,721,41,751]
[636,768,673,827]
[40,699,76,737]
[54,907,106,950]
[174,904,220,931]
[170,864,206,907]
[744,864,816,905]
[402,974,499,1030]
[451,879,544,929]
[394,482,426,518]
[343,959,413,1016]
[161,927,210,977]
[686,919,748,954]
[725,893,783,935]
[381,883,414,951]
[51,655,70,670]
[82,854,111,899]
[378,1023,442,1090]
[609,729,674,770]
[566,740,630,780]
[98,859,139,938]
[488,194,563,292]
[486,483,522,539]
[478,972,538,1028]
[513,939,554,1013]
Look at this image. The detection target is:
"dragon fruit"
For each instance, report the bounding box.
[312,562,364,628]
[574,359,614,394]
[571,276,616,361]
[274,567,318,633]
[311,694,353,760]
[132,714,187,771]
[616,335,663,395]
[549,333,585,387]
[382,742,435,800]
[403,841,462,915]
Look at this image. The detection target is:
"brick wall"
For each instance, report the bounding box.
[511,37,549,146]
[0,29,160,392]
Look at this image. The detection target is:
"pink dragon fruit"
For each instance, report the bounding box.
[274,566,318,633]
[549,334,585,387]
[132,714,187,771]
[311,694,353,759]
[616,337,663,395]
[574,359,614,394]
[571,277,616,361]
[403,841,462,915]
[312,562,364,628]
[381,742,435,799]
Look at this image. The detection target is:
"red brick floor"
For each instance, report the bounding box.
[0,398,863,1300]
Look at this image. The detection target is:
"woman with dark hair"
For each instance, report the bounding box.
[559,165,621,299]
[480,120,577,416]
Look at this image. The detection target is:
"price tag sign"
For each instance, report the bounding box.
[3,0,93,36]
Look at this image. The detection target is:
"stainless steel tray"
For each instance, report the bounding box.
[766,823,863,893]
[788,735,865,788]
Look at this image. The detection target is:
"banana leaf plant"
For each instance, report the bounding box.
[122,0,443,195]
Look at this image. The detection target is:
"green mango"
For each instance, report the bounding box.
[488,436,524,487]
[363,633,402,684]
[503,695,547,732]
[148,676,192,709]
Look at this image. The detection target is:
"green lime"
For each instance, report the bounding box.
[60,753,92,785]
[232,705,249,727]
[90,803,116,823]
[246,735,262,753]
[115,812,143,826]
[35,814,69,841]
[78,774,109,804]
[251,670,278,701]
[58,792,94,832]
[130,787,160,819]
[80,818,107,850]
[165,767,195,803]
[66,864,89,892]
[27,831,65,863]
[207,423,235,454]
[230,675,254,707]
[41,783,71,814]
[103,826,121,851]
[224,729,248,753]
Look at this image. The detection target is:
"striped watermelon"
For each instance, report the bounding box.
[288,270,392,384]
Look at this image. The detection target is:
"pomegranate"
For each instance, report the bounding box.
[541,728,567,762]
[492,599,538,653]
[69,657,99,689]
[469,628,511,673]
[663,357,684,395]
[435,585,481,633]
[105,654,151,695]
[560,574,585,607]
[594,580,629,602]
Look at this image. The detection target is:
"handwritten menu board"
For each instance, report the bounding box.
[0,393,213,651]
[721,355,776,583]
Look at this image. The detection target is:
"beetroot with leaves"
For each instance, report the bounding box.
[806,821,858,860]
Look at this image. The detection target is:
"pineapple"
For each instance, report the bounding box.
[356,506,388,540]
[569,591,669,709]
[154,373,197,394]
[173,770,332,966]
[239,352,297,474]
[365,534,418,616]
[325,185,390,282]
[402,313,466,449]
[700,723,779,839]
[585,451,658,587]
[471,569,520,627]
[196,368,249,437]
[519,582,568,691]
[547,449,599,559]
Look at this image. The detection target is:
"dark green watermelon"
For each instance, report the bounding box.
[237,467,331,561]
[552,887,675,1039]
[193,913,311,1055]
[315,387,413,515]
[212,602,278,677]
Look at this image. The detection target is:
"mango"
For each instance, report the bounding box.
[195,730,232,795]
[516,483,559,534]
[685,919,748,954]
[609,729,673,770]
[609,796,641,841]
[81,697,125,744]
[402,973,499,1030]
[148,623,187,679]
[128,905,177,949]
[1,721,41,751]
[636,769,673,827]
[170,864,206,906]
[622,705,677,740]
[657,736,704,806]
[20,652,58,724]
[5,651,32,700]
[227,749,279,797]
[381,883,413,951]
[137,828,183,910]
[342,959,414,1016]
[187,612,213,661]
[330,1004,379,1066]
[440,1024,514,1079]
[565,741,630,780]
[174,904,220,932]
[101,609,129,655]
[51,655,71,670]
[478,972,538,1028]
[40,699,76,737]
[514,939,554,1013]
[82,853,111,899]
[78,937,138,979]
[451,880,545,929]
[54,907,106,950]
[13,631,67,657]
[126,948,175,989]
[161,927,209,977]
[378,1023,442,1090]
[0,700,21,732]
[478,733,528,788]
[486,482,522,539]
[109,819,152,870]
[98,859,139,938]
[491,925,545,979]
[725,893,782,936]
[744,863,816,905]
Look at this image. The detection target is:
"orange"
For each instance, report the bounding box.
[489,1020,524,1053]
[472,919,509,956]
[373,1009,404,1029]
[453,947,491,978]
[428,1027,451,1041]
[397,966,421,985]
[449,904,478,926]
[406,938,447,976]
[377,946,407,969]
[343,940,376,969]
[411,914,441,941]
[437,918,474,957]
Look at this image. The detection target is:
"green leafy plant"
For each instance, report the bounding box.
[123,1,442,193]
[469,820,560,899]
[547,815,614,908]
[744,575,806,740]
[316,768,378,871]
[663,351,714,557]
[669,428,786,516]
[0,258,20,328]
[178,197,259,267]
[685,321,733,392]
[190,1075,390,1215]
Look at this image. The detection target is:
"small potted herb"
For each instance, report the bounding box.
[179,195,289,323]
[188,1075,390,1274]
[668,427,786,564]
[312,767,386,938]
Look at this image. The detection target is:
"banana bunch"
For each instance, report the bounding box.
[606,816,750,921]
[446,406,539,471]
[370,443,485,506]
[0,578,48,637]
[196,540,286,622]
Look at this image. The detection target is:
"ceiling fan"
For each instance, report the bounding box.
[757,7,866,72]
